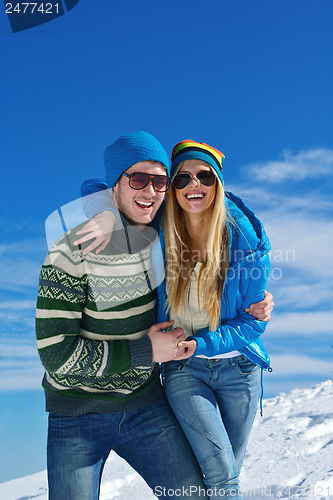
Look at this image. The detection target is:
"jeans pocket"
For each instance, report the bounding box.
[236,355,259,375]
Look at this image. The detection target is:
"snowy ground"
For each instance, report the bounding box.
[0,380,332,500]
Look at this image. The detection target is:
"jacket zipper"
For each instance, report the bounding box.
[187,278,195,336]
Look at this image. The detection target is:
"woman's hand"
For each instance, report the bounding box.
[245,290,274,322]
[176,339,197,358]
[73,211,115,255]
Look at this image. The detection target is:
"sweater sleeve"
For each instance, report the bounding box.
[35,231,154,380]
[188,253,270,357]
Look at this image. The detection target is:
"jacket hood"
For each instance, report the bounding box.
[225,191,271,267]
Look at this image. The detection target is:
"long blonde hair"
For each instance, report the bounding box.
[163,167,230,331]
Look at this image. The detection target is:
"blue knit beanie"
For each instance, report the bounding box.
[104,131,170,188]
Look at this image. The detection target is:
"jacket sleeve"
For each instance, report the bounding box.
[81,179,117,220]
[36,233,154,379]
[188,253,270,357]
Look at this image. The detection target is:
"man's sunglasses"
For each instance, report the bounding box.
[122,172,170,192]
[172,170,217,190]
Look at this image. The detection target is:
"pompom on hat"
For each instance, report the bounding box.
[104,131,170,188]
[171,140,225,186]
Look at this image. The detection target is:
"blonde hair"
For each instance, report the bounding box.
[163,166,230,331]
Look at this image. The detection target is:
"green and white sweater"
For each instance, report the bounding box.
[36,221,164,416]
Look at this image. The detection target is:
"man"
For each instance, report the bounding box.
[36,131,273,500]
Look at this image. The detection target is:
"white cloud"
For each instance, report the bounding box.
[265,215,333,279]
[0,239,46,292]
[0,340,42,391]
[265,282,333,310]
[227,184,333,216]
[0,301,36,310]
[245,148,333,183]
[267,311,333,336]
[0,365,43,391]
[227,177,333,283]
[269,353,333,376]
[0,339,38,358]
[0,303,36,333]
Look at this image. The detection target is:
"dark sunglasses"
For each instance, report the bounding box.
[172,170,217,190]
[122,172,170,192]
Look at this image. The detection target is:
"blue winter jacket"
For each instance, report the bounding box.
[156,192,271,371]
[81,181,271,371]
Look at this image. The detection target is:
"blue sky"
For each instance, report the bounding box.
[0,0,333,484]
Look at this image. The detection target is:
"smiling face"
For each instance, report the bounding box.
[174,159,217,216]
[113,161,167,225]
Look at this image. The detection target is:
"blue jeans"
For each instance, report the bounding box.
[47,393,206,500]
[163,356,261,499]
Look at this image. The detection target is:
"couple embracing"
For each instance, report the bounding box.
[36,131,273,499]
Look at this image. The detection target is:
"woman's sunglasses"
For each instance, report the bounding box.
[122,172,170,192]
[172,170,217,190]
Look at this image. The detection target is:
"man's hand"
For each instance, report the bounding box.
[73,211,115,255]
[245,290,274,322]
[148,320,193,363]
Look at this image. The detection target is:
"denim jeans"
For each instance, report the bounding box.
[47,394,206,500]
[163,356,261,499]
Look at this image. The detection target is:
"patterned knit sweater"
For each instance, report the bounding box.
[35,220,164,416]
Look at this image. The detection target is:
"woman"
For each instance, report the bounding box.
[156,140,271,499]
[76,138,272,499]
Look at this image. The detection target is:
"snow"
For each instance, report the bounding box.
[0,380,332,500]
